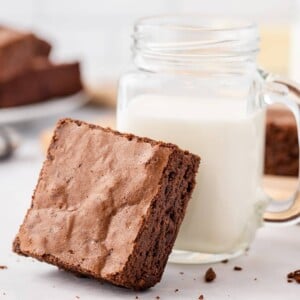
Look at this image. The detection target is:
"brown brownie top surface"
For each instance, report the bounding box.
[267,107,295,126]
[17,119,177,276]
[0,27,31,47]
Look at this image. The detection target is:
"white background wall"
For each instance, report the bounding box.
[0,0,298,84]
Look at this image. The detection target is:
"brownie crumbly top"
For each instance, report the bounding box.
[0,27,31,47]
[15,119,185,278]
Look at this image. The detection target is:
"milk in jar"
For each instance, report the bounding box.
[117,94,267,254]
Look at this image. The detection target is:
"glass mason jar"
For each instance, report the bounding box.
[117,15,300,264]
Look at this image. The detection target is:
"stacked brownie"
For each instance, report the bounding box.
[0,26,82,108]
[265,107,299,176]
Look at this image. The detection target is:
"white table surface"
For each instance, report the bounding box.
[1,105,300,300]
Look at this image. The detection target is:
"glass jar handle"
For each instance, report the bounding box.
[260,70,300,225]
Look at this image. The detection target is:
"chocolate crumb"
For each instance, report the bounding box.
[205,267,216,282]
[179,271,184,275]
[199,295,204,299]
[287,270,300,283]
[174,289,179,293]
[156,297,160,299]
[233,266,242,271]
[288,279,293,283]
[0,265,7,270]
[135,296,139,299]
[254,278,257,281]
[221,259,228,264]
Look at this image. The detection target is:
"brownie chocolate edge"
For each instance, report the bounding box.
[106,148,200,290]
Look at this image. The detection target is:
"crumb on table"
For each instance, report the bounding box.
[287,270,300,283]
[205,268,216,282]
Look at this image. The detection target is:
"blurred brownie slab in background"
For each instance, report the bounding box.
[0,26,51,82]
[0,25,82,108]
[0,58,82,108]
[265,107,299,176]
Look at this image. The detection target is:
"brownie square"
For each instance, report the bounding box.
[13,119,200,290]
[0,58,82,108]
[264,107,298,176]
[0,26,51,82]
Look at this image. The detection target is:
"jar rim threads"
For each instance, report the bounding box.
[132,15,259,72]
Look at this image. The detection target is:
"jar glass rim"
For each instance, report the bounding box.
[133,15,259,73]
[135,14,257,33]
